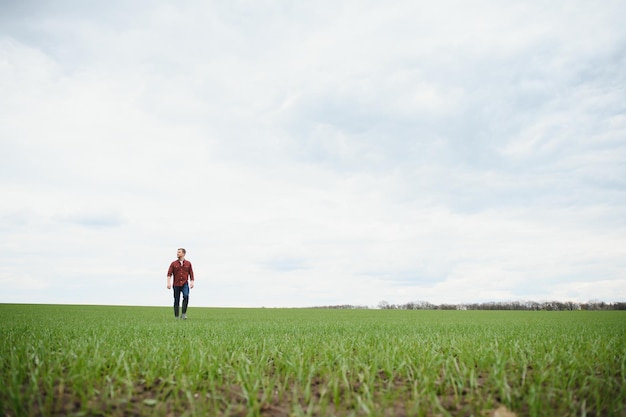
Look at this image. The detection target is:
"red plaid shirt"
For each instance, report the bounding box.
[167,259,194,286]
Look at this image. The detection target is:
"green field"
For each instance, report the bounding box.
[1,305,624,417]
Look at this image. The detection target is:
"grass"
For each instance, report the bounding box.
[0,304,624,416]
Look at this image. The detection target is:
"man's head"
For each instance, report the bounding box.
[177,248,186,259]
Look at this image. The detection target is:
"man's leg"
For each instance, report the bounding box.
[181,283,190,318]
[173,286,182,318]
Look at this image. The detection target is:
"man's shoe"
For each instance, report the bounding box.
[181,314,187,320]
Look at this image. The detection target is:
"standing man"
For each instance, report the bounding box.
[167,248,195,319]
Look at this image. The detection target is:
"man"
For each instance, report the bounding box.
[167,248,195,319]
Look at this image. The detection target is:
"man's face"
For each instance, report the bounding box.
[177,249,185,259]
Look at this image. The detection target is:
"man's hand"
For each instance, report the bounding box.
[190,280,194,289]
[167,284,171,289]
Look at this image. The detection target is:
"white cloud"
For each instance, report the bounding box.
[1,1,625,307]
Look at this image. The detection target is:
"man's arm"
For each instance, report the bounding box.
[167,263,173,289]
[189,262,194,289]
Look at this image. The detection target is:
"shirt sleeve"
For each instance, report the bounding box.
[189,262,194,280]
[167,262,174,277]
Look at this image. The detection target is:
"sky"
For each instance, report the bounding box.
[1,0,625,308]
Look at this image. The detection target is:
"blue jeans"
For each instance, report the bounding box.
[173,283,190,317]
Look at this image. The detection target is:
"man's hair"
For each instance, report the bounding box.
[178,248,186,254]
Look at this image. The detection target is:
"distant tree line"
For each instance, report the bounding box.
[377,300,626,311]
[310,301,626,310]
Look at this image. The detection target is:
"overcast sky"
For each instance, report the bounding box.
[1,0,625,308]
